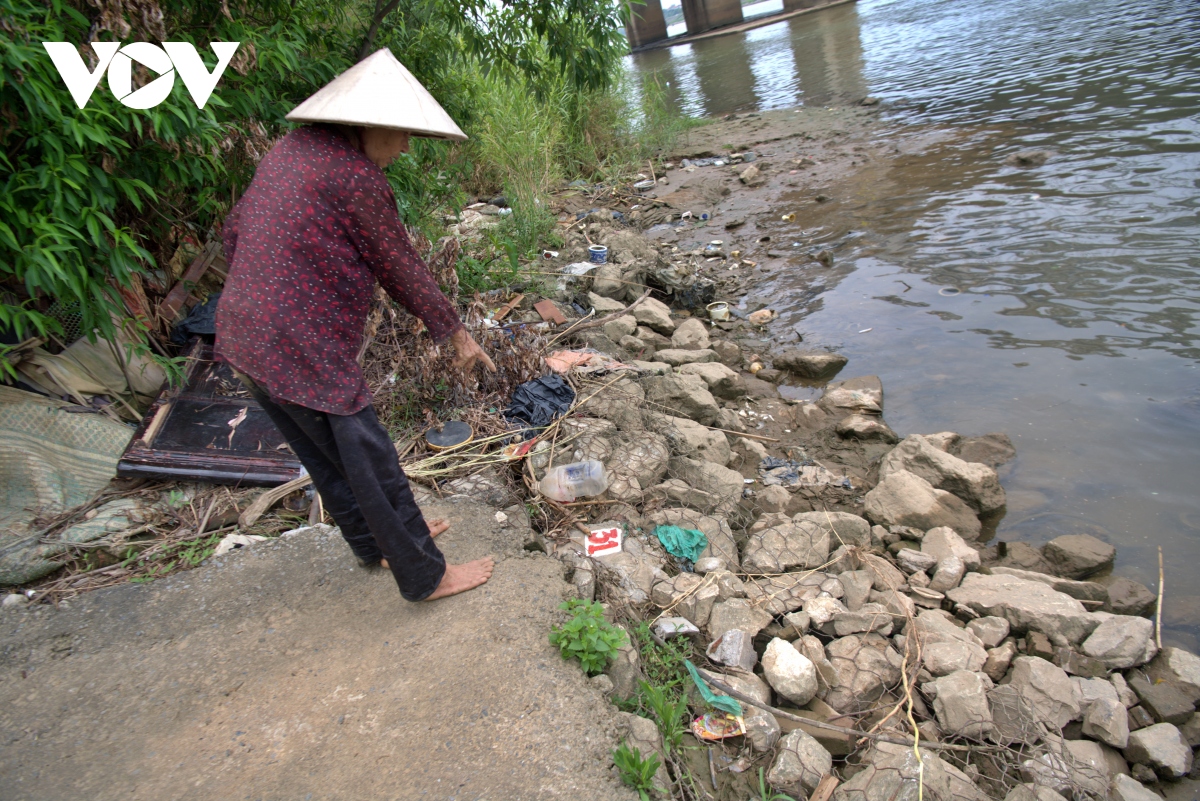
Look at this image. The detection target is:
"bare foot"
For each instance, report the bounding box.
[379,520,449,570]
[422,557,495,601]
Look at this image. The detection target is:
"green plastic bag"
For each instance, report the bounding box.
[654,525,708,563]
[685,660,743,717]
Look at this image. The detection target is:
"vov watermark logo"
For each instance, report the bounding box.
[42,42,241,110]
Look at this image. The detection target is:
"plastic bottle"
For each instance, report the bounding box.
[539,460,608,503]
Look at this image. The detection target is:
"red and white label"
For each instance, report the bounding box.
[586,526,622,556]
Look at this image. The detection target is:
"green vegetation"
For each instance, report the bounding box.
[613,741,663,801]
[2,0,701,374]
[755,768,798,801]
[547,598,628,675]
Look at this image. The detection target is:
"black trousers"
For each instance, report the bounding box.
[242,378,446,601]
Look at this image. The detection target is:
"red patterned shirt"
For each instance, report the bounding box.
[215,125,461,414]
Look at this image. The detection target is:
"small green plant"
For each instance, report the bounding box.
[174,533,222,568]
[613,741,662,801]
[639,680,689,752]
[166,490,188,509]
[630,621,692,691]
[548,598,627,675]
[755,768,797,801]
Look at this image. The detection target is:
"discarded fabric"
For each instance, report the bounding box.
[685,660,743,717]
[504,374,575,429]
[654,524,708,564]
[171,292,221,345]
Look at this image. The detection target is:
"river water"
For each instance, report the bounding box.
[630,0,1200,639]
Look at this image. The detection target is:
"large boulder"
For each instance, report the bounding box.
[767,729,833,797]
[819,376,884,417]
[632,296,676,334]
[641,373,720,425]
[990,656,1081,740]
[863,470,982,539]
[946,573,1101,646]
[1146,646,1200,703]
[644,412,730,466]
[795,511,872,548]
[880,434,1006,514]
[670,317,710,350]
[666,457,743,511]
[675,361,745,399]
[932,669,994,739]
[604,432,670,502]
[1124,723,1192,780]
[989,566,1109,605]
[1042,534,1116,579]
[833,741,980,801]
[825,633,903,713]
[762,638,818,705]
[1100,575,1156,616]
[1080,615,1157,669]
[741,517,831,573]
[774,349,848,380]
[645,508,739,572]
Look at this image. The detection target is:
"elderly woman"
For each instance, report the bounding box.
[216,50,495,601]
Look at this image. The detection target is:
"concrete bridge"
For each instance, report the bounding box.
[626,0,852,49]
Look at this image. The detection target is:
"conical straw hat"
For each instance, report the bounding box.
[286,49,467,141]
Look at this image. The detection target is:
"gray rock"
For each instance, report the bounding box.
[989,566,1109,604]
[602,314,638,341]
[863,470,982,539]
[782,611,811,639]
[605,627,644,699]
[1003,785,1068,801]
[631,297,675,334]
[819,375,884,416]
[1124,722,1192,779]
[991,657,1081,739]
[840,570,874,612]
[880,435,1006,514]
[756,484,792,514]
[922,526,982,571]
[1112,672,1139,708]
[804,595,850,630]
[947,573,1101,646]
[741,517,831,573]
[833,741,977,801]
[593,538,668,605]
[768,729,834,796]
[653,617,699,639]
[1146,646,1200,704]
[675,361,744,399]
[952,432,1017,468]
[643,412,730,466]
[652,348,718,367]
[797,511,873,548]
[833,603,895,637]
[774,349,848,380]
[712,570,746,600]
[1179,712,1200,747]
[1100,575,1157,616]
[630,357,669,374]
[924,640,988,676]
[670,317,710,350]
[762,638,819,705]
[604,432,670,502]
[1042,534,1116,580]
[825,634,903,713]
[1072,676,1120,710]
[1066,738,1126,797]
[836,414,899,443]
[1129,674,1196,725]
[710,339,741,367]
[1082,696,1130,749]
[984,641,1018,682]
[651,572,719,627]
[705,628,757,671]
[587,291,626,313]
[666,456,743,510]
[746,575,819,616]
[616,712,672,791]
[910,609,985,648]
[896,548,938,574]
[1081,615,1157,669]
[929,555,966,592]
[932,669,994,739]
[707,598,772,640]
[1111,774,1163,801]
[642,373,720,426]
[2,593,29,609]
[967,616,1010,649]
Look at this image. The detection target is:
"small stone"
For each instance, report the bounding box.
[1178,713,1200,748]
[835,414,899,443]
[908,570,932,588]
[1111,774,1163,801]
[762,638,818,705]
[1129,674,1196,725]
[773,349,848,380]
[653,616,700,639]
[631,297,676,334]
[832,603,895,637]
[993,656,1081,734]
[1027,631,1055,660]
[1101,576,1157,616]
[1124,722,1193,779]
[932,669,994,739]
[967,616,1010,649]
[739,164,762,185]
[602,314,638,341]
[707,598,773,640]
[922,527,982,571]
[896,548,938,574]
[706,628,758,671]
[2,593,29,609]
[671,317,710,350]
[1112,673,1138,708]
[929,556,966,593]
[839,570,874,612]
[1054,647,1109,678]
[652,348,718,367]
[1042,534,1116,580]
[1129,705,1156,730]
[985,641,1018,682]
[590,673,615,695]
[587,291,626,314]
[757,485,791,513]
[923,640,987,676]
[1130,763,1158,784]
[1146,646,1200,704]
[782,611,810,639]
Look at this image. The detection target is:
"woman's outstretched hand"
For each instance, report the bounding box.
[450,327,497,373]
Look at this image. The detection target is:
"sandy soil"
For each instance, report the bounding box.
[0,498,636,801]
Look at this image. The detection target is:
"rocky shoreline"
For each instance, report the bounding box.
[482,106,1197,799]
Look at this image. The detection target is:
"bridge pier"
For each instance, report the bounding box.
[681,0,744,34]
[625,0,669,48]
